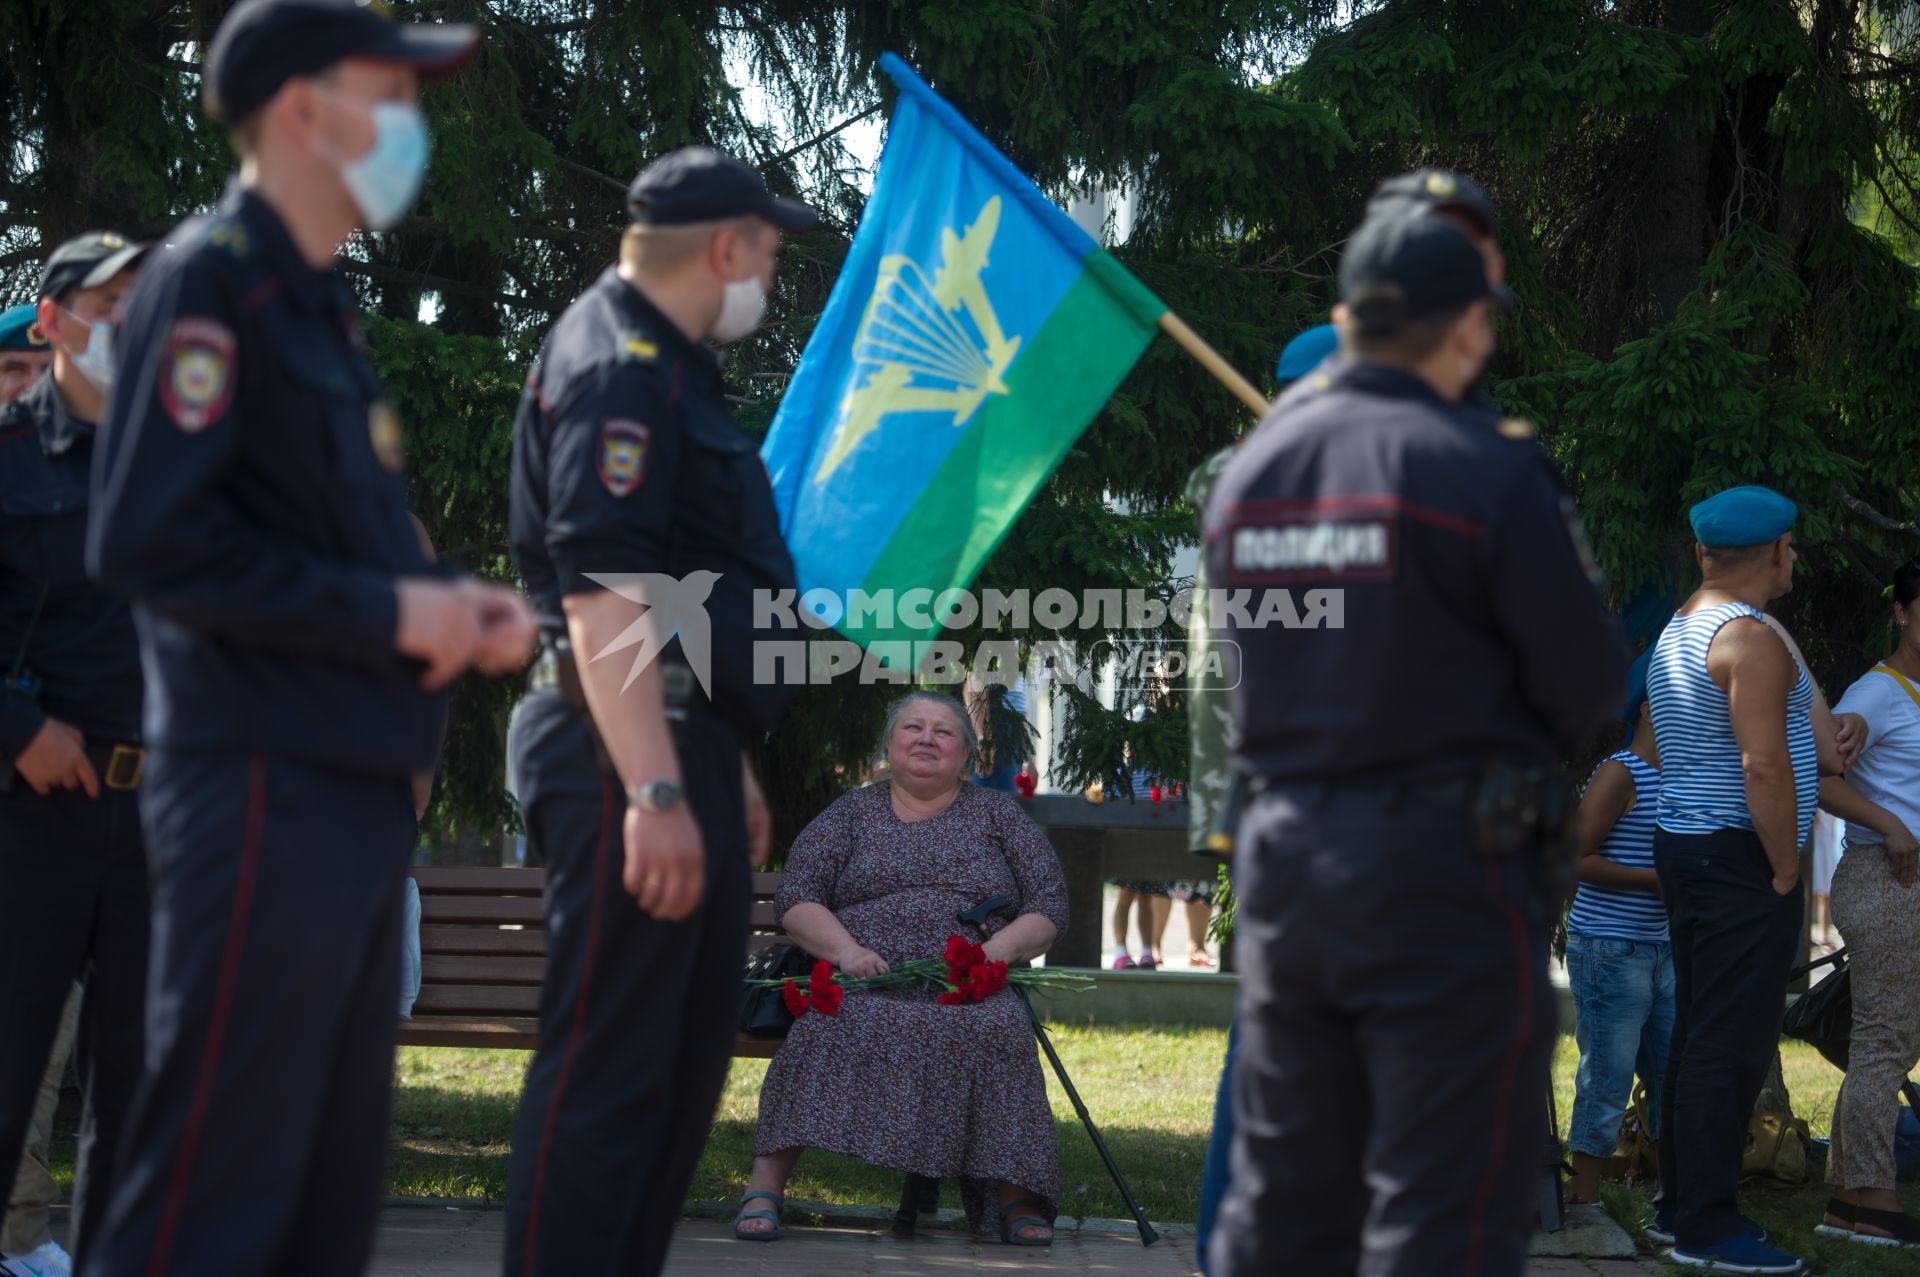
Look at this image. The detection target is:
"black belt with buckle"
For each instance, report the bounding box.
[84,739,145,791]
[1251,773,1477,806]
[530,642,702,779]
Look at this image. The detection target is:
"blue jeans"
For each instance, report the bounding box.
[1195,1019,1238,1276]
[1566,930,1675,1159]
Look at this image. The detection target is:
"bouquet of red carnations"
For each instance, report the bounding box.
[750,933,1094,1020]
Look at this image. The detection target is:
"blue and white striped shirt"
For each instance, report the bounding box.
[1650,601,1818,846]
[1567,751,1667,943]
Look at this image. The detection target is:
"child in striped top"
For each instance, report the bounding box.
[1565,665,1675,1206]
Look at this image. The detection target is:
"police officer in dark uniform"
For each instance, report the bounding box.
[504,146,813,1276]
[82,3,531,1273]
[0,232,149,1269]
[1203,212,1625,1277]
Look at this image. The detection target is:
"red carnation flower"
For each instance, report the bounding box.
[781,979,810,1019]
[809,960,836,995]
[936,990,968,1006]
[812,980,844,1015]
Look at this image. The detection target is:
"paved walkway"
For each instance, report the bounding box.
[365,1207,1668,1276]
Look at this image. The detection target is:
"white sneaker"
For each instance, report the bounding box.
[0,1241,73,1277]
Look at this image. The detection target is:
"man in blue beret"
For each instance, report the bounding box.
[1187,321,1335,1277]
[1643,484,1847,1272]
[0,305,52,405]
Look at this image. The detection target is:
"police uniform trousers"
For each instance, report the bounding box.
[1651,827,1802,1250]
[504,687,749,1277]
[0,782,148,1264]
[81,750,414,1277]
[1213,784,1555,1277]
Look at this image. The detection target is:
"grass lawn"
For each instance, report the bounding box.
[1550,1037,1920,1275]
[385,1024,1224,1224]
[46,1025,1918,1268]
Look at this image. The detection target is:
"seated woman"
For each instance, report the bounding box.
[736,690,1069,1246]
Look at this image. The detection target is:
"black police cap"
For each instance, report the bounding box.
[626,147,819,232]
[203,0,478,123]
[1365,168,1498,239]
[1340,213,1512,336]
[39,230,149,302]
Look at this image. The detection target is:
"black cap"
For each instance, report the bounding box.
[39,230,149,302]
[203,0,479,123]
[1340,213,1512,336]
[1365,168,1498,239]
[626,147,819,232]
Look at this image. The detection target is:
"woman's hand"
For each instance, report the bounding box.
[1834,712,1869,771]
[743,755,771,868]
[1883,820,1918,889]
[837,946,890,979]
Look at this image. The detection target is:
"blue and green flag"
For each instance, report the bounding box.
[761,53,1168,648]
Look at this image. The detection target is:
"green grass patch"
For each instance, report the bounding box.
[1551,1038,1920,1274]
[381,1025,1225,1223]
[44,1026,1915,1255]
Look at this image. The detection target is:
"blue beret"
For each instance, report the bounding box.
[1275,324,1338,385]
[1620,642,1655,725]
[0,304,47,352]
[1688,485,1797,548]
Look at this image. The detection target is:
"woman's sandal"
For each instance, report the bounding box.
[1847,1205,1920,1248]
[1814,1196,1857,1239]
[733,1190,784,1241]
[999,1196,1054,1247]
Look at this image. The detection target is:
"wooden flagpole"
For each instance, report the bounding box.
[1157,311,1271,418]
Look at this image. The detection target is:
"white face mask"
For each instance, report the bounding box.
[710,275,766,344]
[61,307,115,392]
[310,90,431,233]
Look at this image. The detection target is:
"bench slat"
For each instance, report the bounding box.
[419,926,546,957]
[420,896,546,926]
[411,985,542,1016]
[421,955,545,985]
[397,1016,539,1050]
[412,867,545,895]
[403,865,789,1059]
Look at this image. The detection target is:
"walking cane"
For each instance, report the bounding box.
[958,896,1160,1246]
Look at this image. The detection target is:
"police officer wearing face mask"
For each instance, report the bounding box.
[504,146,815,1277]
[0,231,149,1273]
[81,2,534,1273]
[1204,212,1626,1277]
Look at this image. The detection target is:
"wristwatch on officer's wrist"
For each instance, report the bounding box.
[627,779,684,813]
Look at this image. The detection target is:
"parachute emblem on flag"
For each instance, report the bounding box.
[815,195,1023,481]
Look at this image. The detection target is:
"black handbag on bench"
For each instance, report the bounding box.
[740,942,812,1038]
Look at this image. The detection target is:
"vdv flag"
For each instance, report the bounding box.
[761,53,1167,649]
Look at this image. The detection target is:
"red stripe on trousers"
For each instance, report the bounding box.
[147,754,269,1277]
[521,780,615,1273]
[1464,860,1536,1277]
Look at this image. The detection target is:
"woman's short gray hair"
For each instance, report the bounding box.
[880,690,978,773]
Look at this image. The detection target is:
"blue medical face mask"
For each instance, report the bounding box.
[59,306,116,392]
[312,90,431,232]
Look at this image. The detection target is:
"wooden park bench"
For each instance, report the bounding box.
[396,865,785,1059]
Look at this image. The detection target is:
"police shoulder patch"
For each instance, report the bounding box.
[620,332,660,362]
[160,318,237,433]
[598,419,650,497]
[206,220,250,260]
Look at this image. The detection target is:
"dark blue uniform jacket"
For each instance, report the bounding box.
[0,375,142,756]
[89,185,446,775]
[1203,360,1626,782]
[509,266,799,738]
